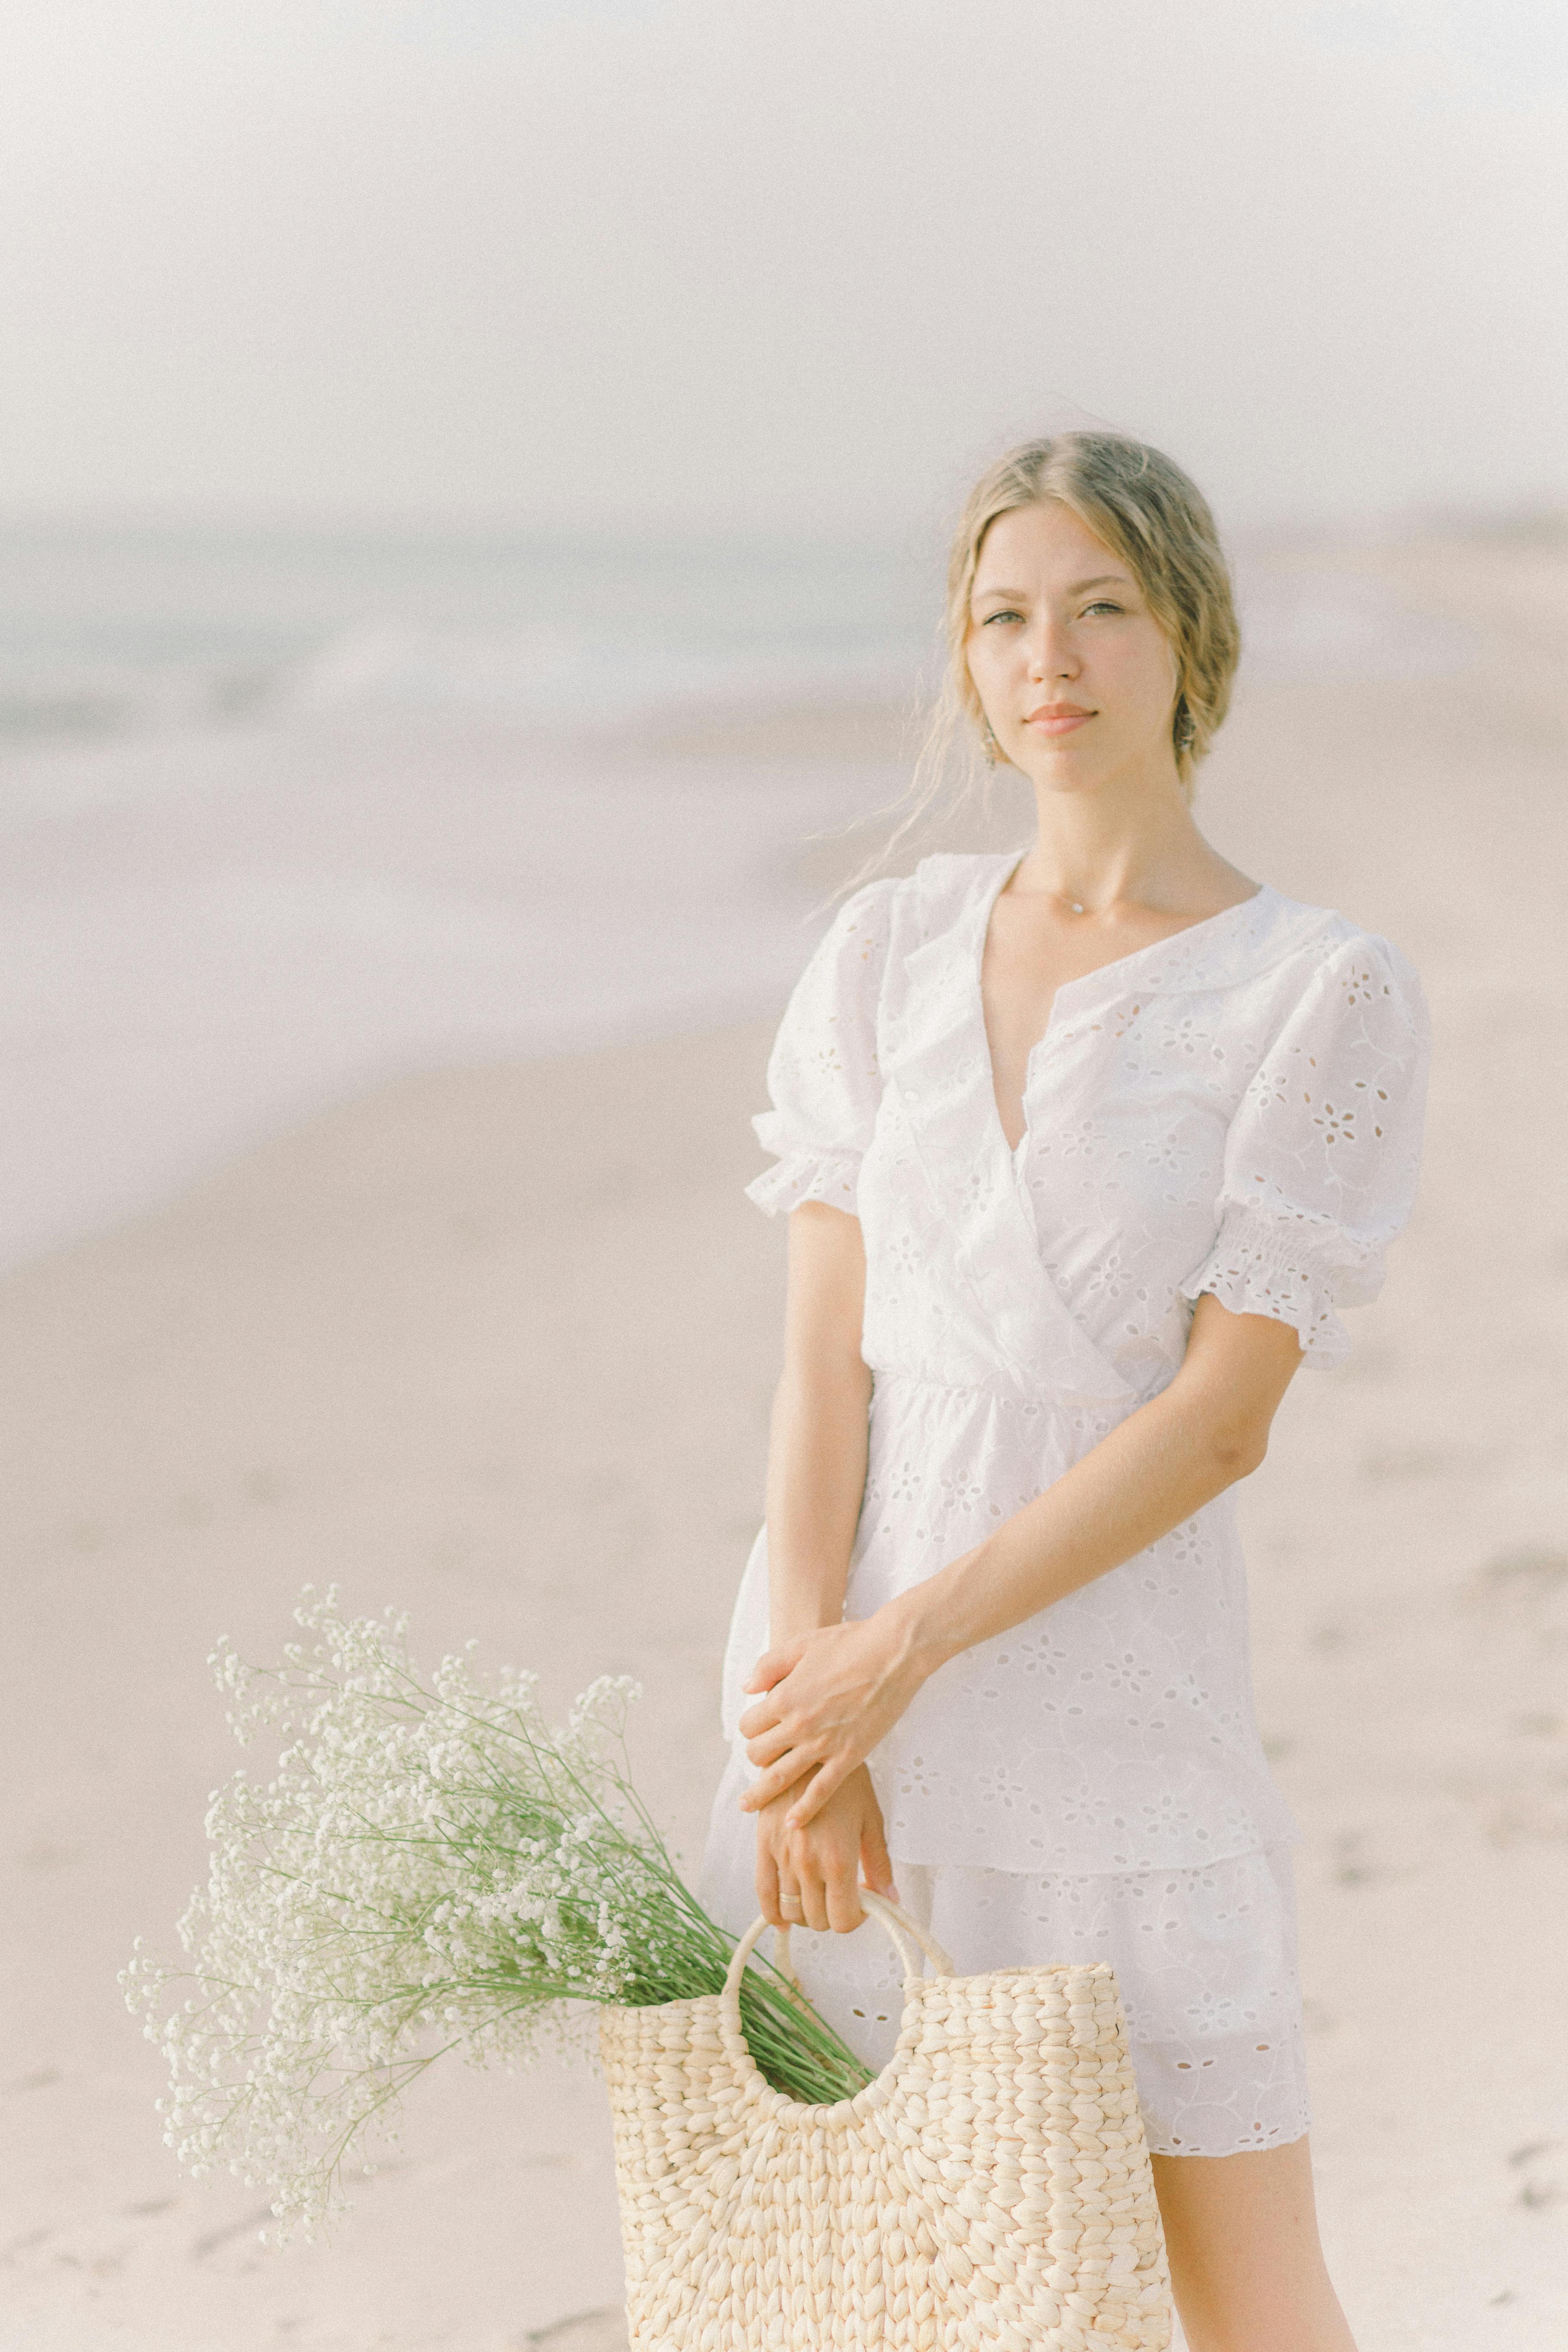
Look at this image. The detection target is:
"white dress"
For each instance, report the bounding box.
[698,849,1430,2156]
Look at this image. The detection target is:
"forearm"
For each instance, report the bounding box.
[891,1363,1267,1674]
[737,1388,1239,1826]
[739,1298,1305,1828]
[763,1357,873,1642]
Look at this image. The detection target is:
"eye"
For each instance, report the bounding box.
[1081,599,1125,617]
[980,608,1023,626]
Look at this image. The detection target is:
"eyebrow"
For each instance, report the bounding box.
[971,572,1133,602]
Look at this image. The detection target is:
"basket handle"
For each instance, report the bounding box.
[721,1887,954,2008]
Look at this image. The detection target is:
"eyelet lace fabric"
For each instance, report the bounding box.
[702,851,1429,2156]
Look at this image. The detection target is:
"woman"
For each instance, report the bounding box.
[698,433,1429,2350]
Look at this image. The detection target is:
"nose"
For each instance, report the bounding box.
[1026,613,1078,681]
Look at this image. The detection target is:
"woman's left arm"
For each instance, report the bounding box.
[738,1293,1305,1828]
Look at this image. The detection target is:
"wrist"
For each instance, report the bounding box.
[766,1550,850,1645]
[769,1603,844,1644]
[880,1568,968,1681]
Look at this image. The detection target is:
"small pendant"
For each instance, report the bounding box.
[1070,901,1084,914]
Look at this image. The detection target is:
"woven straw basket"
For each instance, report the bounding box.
[599,1890,1173,2350]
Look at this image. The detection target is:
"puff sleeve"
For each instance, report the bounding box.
[1179,931,1431,1368]
[744,877,898,1216]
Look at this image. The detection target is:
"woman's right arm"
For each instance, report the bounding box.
[765,1202,873,1642]
[750,1201,896,1934]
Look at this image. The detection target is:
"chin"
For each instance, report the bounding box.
[1012,750,1114,796]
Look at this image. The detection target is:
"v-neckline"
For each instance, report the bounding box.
[974,855,1272,1159]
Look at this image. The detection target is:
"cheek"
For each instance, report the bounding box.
[964,634,1002,702]
[1096,634,1178,719]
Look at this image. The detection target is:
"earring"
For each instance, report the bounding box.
[1175,701,1196,756]
[981,720,999,769]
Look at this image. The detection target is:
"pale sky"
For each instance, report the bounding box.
[2,0,1564,534]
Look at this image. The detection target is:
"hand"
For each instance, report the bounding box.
[752,1762,898,1934]
[736,1607,926,1831]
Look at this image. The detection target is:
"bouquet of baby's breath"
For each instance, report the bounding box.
[122,1587,871,2240]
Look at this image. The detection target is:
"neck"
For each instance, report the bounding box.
[1011,766,1225,914]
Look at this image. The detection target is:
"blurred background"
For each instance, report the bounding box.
[2,6,1565,2349]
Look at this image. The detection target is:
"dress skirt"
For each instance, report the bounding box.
[698,1752,1312,2159]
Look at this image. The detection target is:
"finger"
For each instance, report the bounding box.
[859,1813,898,1905]
[782,1755,853,1832]
[741,1638,805,1694]
[741,1724,797,1770]
[735,1695,781,1741]
[794,1853,830,1934]
[754,1831,784,1929]
[825,1853,867,1935]
[782,1825,826,1932]
[739,1751,825,1814]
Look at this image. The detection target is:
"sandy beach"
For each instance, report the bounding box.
[3,525,1567,2350]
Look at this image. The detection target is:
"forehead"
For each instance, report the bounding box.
[972,499,1127,588]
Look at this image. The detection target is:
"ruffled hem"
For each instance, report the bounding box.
[1179,1204,1361,1369]
[744,1147,862,1218]
[714,1729,1302,1883]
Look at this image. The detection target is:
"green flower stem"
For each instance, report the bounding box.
[126,1594,880,2238]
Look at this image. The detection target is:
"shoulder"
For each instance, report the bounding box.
[816,849,1019,957]
[1239,891,1430,1062]
[895,848,1023,945]
[910,848,1020,908]
[823,870,903,945]
[797,876,901,1002]
[781,874,906,1037]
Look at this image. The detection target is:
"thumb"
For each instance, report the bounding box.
[860,1815,899,1908]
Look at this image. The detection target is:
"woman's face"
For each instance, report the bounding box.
[965,499,1181,797]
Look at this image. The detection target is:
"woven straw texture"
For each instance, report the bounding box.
[600,1893,1173,2350]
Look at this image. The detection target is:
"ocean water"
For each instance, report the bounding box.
[2,520,1475,1271]
[0,523,942,1268]
[0,521,932,776]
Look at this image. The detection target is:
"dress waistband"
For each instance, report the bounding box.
[869,1367,1084,1414]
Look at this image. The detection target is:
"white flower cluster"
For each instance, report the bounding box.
[121,1587,713,2240]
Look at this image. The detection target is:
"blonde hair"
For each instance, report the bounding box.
[873,433,1240,876]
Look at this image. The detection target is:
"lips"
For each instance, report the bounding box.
[1023,703,1094,735]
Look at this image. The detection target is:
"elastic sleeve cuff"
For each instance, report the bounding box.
[1179,1204,1369,1369]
